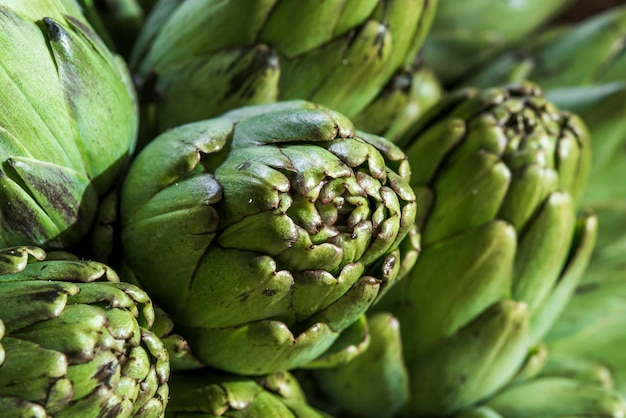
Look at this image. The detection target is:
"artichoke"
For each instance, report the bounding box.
[0,0,138,250]
[378,83,596,415]
[165,369,331,417]
[0,246,169,417]
[421,0,575,85]
[120,101,417,375]
[129,0,438,136]
[458,12,626,398]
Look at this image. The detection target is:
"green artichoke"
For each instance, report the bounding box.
[421,0,575,85]
[457,12,626,398]
[0,246,169,417]
[379,83,596,415]
[120,101,417,375]
[165,369,331,417]
[0,0,138,250]
[129,0,438,136]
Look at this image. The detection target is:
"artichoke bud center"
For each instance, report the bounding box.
[285,172,370,240]
[488,97,560,171]
[273,156,392,274]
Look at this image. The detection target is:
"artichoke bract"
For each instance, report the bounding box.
[381,83,597,415]
[308,312,409,418]
[120,101,417,375]
[0,1,138,250]
[351,57,444,143]
[0,246,169,417]
[165,369,331,417]
[129,0,438,135]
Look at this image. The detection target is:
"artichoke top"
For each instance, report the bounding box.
[121,101,417,375]
[400,82,590,245]
[0,1,138,250]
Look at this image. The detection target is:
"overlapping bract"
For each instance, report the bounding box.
[0,0,138,250]
[120,101,417,375]
[307,312,409,418]
[0,246,169,417]
[351,58,444,143]
[165,369,329,417]
[375,83,596,415]
[458,12,626,401]
[129,0,438,136]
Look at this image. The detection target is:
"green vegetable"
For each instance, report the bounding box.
[129,0,438,136]
[0,1,138,250]
[456,10,626,401]
[379,83,596,415]
[120,101,417,375]
[0,246,169,417]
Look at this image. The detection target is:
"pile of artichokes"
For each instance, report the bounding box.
[2,0,626,416]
